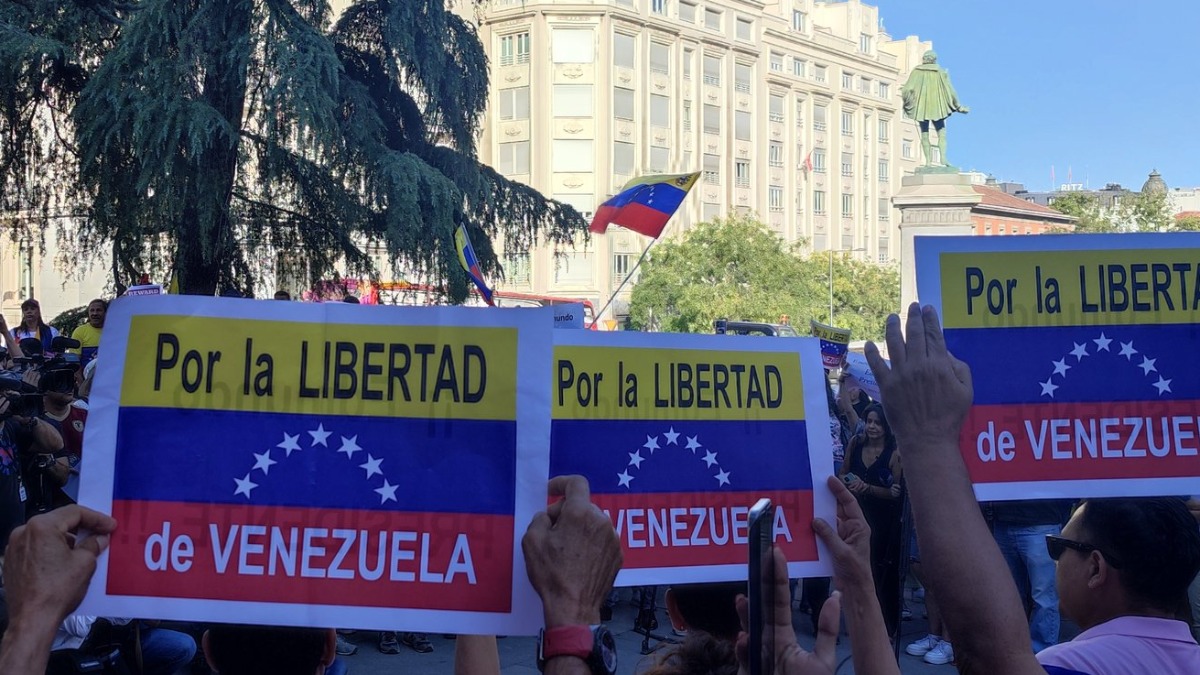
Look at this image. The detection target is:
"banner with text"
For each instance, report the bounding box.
[549,331,835,585]
[79,296,551,634]
[916,233,1200,500]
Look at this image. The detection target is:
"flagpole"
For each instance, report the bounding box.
[594,238,655,327]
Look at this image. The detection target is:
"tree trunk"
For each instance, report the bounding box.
[174,0,253,296]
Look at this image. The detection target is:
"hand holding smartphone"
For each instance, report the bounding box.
[748,498,776,675]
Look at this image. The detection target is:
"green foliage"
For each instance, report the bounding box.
[1118,189,1173,233]
[0,0,585,297]
[49,305,88,337]
[1173,214,1200,232]
[1048,192,1114,234]
[627,214,898,341]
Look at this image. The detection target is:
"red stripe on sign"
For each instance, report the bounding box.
[591,490,817,568]
[107,500,513,613]
[961,401,1200,483]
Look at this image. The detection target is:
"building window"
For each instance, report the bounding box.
[734,62,752,93]
[498,141,530,174]
[614,33,635,69]
[859,33,872,53]
[552,84,593,117]
[813,103,827,131]
[679,1,696,23]
[769,142,784,167]
[553,139,593,173]
[703,103,720,134]
[792,58,805,77]
[769,93,785,122]
[859,77,872,95]
[650,42,670,74]
[682,150,691,170]
[735,110,751,141]
[735,160,750,187]
[503,252,531,285]
[794,99,805,127]
[683,47,693,78]
[792,10,806,31]
[769,186,784,212]
[812,148,826,173]
[703,153,720,184]
[703,54,721,86]
[879,82,890,99]
[650,93,670,127]
[769,52,783,72]
[841,111,853,136]
[795,190,804,214]
[555,251,593,285]
[551,29,592,64]
[614,87,635,121]
[613,141,635,175]
[878,159,889,181]
[498,86,530,121]
[500,32,531,66]
[902,139,914,159]
[612,252,639,283]
[841,152,853,177]
[651,0,668,15]
[736,17,753,41]
[554,193,595,223]
[878,238,890,262]
[814,190,827,214]
[704,8,722,30]
[878,118,890,141]
[841,193,853,217]
[842,233,854,249]
[842,71,853,90]
[878,197,890,220]
[812,233,828,251]
[683,100,692,131]
[650,146,670,172]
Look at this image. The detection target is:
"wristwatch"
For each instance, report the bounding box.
[536,625,617,675]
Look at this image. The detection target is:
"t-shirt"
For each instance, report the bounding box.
[1037,616,1200,675]
[12,325,59,353]
[44,406,87,460]
[70,323,103,367]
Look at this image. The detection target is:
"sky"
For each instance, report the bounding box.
[873,0,1200,192]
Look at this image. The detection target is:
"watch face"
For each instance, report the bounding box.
[597,627,618,673]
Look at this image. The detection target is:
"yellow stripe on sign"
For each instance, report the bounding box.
[552,346,805,421]
[121,316,517,420]
[939,249,1200,329]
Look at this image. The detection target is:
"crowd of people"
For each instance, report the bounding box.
[0,302,1196,675]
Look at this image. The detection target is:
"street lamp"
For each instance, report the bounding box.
[828,247,866,325]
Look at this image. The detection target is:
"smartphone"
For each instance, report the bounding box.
[748,498,776,675]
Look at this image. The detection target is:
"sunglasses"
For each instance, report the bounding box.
[1045,535,1122,568]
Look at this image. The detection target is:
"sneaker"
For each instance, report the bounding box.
[905,634,941,657]
[335,635,358,656]
[400,632,434,653]
[378,632,401,655]
[923,640,954,665]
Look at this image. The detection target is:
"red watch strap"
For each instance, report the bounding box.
[542,625,593,660]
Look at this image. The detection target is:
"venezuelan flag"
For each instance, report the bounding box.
[455,224,495,306]
[589,172,700,239]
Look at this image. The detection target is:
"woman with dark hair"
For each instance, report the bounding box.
[12,299,58,353]
[641,582,743,675]
[838,403,905,637]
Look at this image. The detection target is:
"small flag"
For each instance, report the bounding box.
[454,225,495,306]
[589,172,700,239]
[802,150,814,175]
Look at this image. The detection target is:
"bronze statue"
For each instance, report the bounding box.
[901,51,968,169]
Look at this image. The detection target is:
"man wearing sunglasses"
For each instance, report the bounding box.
[867,304,1200,675]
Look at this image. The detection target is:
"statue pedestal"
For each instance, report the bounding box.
[894,172,981,311]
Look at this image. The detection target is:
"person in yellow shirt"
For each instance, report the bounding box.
[70,299,107,368]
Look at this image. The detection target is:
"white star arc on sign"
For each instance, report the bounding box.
[663,427,680,445]
[702,450,719,467]
[1093,333,1112,352]
[1039,378,1059,398]
[685,436,702,453]
[1138,357,1157,375]
[338,435,362,458]
[252,451,277,475]
[1051,359,1071,377]
[643,435,660,453]
[308,424,332,447]
[234,473,258,498]
[359,454,383,479]
[1119,341,1138,360]
[1069,343,1089,361]
[714,469,731,486]
[1154,377,1172,395]
[628,450,644,468]
[277,433,302,456]
[375,479,399,504]
[617,470,634,488]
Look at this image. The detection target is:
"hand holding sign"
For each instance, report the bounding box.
[523,476,622,628]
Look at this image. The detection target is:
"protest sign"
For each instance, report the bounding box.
[842,352,882,403]
[79,296,551,634]
[916,233,1200,500]
[125,284,164,296]
[549,331,834,585]
[810,320,851,369]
